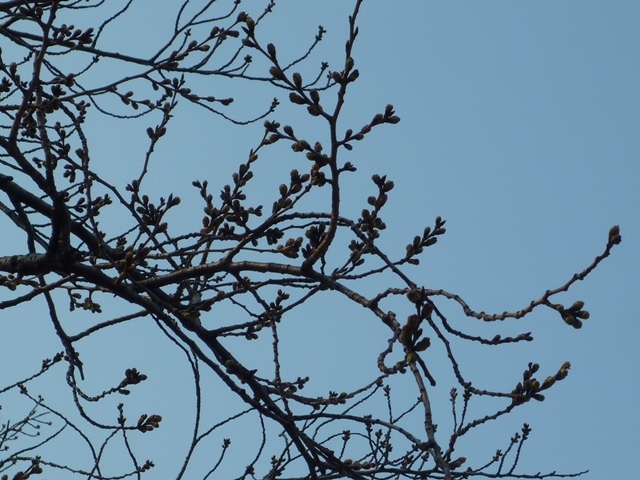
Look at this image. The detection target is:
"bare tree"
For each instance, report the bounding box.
[0,1,621,479]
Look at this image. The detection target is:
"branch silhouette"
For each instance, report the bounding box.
[0,1,619,479]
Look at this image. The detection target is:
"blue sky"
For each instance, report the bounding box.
[360,3,640,477]
[1,1,638,479]
[339,4,638,477]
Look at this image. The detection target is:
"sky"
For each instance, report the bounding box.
[1,1,638,479]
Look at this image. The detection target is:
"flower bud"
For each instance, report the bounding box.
[570,301,585,311]
[609,225,620,237]
[292,72,302,88]
[345,56,354,71]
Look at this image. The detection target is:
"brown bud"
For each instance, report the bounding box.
[269,66,285,81]
[414,337,431,352]
[609,225,620,237]
[289,92,306,105]
[345,57,354,71]
[292,72,302,88]
[407,288,422,304]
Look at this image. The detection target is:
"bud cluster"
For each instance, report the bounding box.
[511,361,571,405]
[554,301,590,329]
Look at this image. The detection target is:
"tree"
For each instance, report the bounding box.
[0,1,622,479]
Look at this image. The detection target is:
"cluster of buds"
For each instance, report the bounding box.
[404,216,447,264]
[511,362,544,404]
[341,459,376,471]
[511,361,571,405]
[136,413,162,433]
[554,301,589,329]
[401,288,435,362]
[276,237,303,258]
[608,225,622,247]
[276,376,309,394]
[317,391,349,406]
[1,459,43,479]
[117,368,148,395]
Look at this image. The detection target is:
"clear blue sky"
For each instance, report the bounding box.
[356,3,640,477]
[1,1,637,479]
